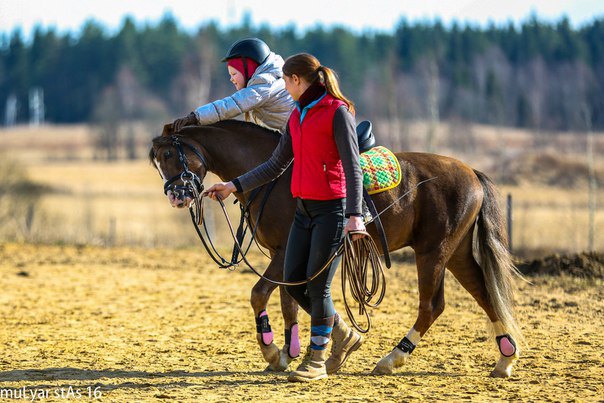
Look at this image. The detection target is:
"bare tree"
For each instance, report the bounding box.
[171,30,218,117]
[415,56,440,153]
[386,51,403,151]
[447,116,476,155]
[526,57,547,131]
[93,86,120,161]
[583,105,596,251]
[117,67,139,160]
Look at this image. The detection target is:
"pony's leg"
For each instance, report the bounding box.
[447,232,519,377]
[250,251,289,371]
[373,251,447,375]
[491,322,519,378]
[279,285,301,366]
[251,277,282,370]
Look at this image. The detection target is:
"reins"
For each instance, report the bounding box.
[193,177,436,333]
[192,194,344,286]
[162,134,436,332]
[189,183,274,269]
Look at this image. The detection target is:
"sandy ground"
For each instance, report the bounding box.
[0,243,602,402]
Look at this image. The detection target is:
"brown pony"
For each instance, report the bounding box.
[149,120,523,378]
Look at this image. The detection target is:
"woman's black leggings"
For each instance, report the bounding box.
[284,198,345,319]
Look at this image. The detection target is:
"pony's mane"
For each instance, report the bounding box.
[149,120,282,164]
[209,119,282,140]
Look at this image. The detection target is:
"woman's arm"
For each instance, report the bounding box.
[333,106,363,217]
[333,106,366,239]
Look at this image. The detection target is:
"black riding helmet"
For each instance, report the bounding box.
[222,38,271,65]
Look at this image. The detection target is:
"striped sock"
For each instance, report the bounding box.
[310,316,335,350]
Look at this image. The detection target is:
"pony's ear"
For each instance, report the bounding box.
[162,123,174,136]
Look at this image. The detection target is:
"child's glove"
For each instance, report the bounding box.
[172,112,198,132]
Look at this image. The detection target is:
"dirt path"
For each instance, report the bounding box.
[0,243,602,402]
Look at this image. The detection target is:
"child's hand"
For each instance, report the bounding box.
[173,112,198,132]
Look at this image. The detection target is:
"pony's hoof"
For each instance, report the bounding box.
[264,363,287,372]
[279,345,295,369]
[372,348,407,375]
[372,356,395,375]
[371,362,393,375]
[489,355,517,378]
[264,357,289,372]
[263,345,297,372]
[489,368,512,378]
[259,342,282,370]
[264,361,289,372]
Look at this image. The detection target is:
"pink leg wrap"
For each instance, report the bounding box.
[258,311,274,346]
[497,335,516,357]
[289,323,301,358]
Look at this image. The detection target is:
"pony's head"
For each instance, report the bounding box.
[149,124,209,208]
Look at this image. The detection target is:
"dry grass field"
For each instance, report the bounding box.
[1,123,602,252]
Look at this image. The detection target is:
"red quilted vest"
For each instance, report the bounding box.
[289,93,347,200]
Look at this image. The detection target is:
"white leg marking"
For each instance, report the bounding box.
[373,327,422,375]
[490,321,519,378]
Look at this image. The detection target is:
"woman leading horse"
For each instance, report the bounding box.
[205,53,365,382]
[150,76,523,380]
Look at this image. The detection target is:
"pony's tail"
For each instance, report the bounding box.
[473,169,524,350]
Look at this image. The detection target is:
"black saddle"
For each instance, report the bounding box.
[356,120,375,153]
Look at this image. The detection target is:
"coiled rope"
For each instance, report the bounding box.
[340,231,387,333]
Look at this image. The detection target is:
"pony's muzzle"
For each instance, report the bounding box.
[167,188,193,208]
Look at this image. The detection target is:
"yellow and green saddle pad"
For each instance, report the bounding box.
[360,146,401,194]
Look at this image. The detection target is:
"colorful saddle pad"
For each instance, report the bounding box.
[360,146,401,195]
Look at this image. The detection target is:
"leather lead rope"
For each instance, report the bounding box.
[191,178,437,333]
[340,231,387,333]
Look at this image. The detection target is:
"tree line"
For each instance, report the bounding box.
[1,13,603,131]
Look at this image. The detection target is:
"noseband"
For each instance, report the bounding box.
[163,135,209,200]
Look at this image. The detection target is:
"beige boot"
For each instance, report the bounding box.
[287,346,329,382]
[325,317,363,374]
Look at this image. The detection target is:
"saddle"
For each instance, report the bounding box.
[356,120,376,153]
[355,121,392,268]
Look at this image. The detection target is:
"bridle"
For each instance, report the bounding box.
[159,134,272,270]
[163,135,209,197]
[162,135,209,220]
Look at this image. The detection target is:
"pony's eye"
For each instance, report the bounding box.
[163,150,172,159]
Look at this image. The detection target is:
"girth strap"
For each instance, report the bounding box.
[363,188,391,268]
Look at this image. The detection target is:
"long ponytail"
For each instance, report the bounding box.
[283,53,355,114]
[318,65,355,115]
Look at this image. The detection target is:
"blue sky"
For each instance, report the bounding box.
[1,0,604,37]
